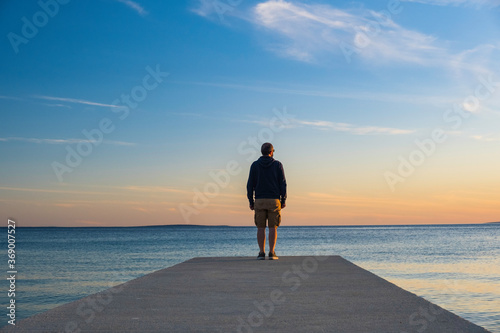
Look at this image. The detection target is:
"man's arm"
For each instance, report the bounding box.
[279,162,287,209]
[247,163,255,210]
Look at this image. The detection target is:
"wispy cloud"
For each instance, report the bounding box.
[0,95,21,100]
[293,119,415,135]
[400,0,500,7]
[450,43,500,78]
[191,0,219,18]
[191,0,244,22]
[0,186,107,195]
[181,80,454,106]
[118,185,189,194]
[0,137,135,146]
[470,134,500,142]
[116,0,148,16]
[193,0,500,78]
[33,95,121,108]
[42,103,73,109]
[251,0,446,65]
[242,116,415,135]
[0,185,184,198]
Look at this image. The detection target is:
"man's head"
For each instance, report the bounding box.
[261,142,274,156]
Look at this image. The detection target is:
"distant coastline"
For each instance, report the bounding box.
[11,222,500,228]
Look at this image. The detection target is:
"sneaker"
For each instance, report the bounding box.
[268,252,279,260]
[257,252,265,260]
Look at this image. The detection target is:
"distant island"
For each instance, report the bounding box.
[485,221,500,224]
[135,224,231,228]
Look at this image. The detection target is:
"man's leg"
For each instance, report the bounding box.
[268,199,281,255]
[269,226,277,253]
[257,227,266,253]
[254,199,267,254]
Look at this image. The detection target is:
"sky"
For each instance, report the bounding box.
[1,0,499,227]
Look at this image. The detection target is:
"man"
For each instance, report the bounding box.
[247,142,287,260]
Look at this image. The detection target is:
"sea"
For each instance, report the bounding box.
[1,224,499,331]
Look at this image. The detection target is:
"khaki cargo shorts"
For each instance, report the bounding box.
[254,198,281,228]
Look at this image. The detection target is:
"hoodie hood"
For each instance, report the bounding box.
[258,156,275,168]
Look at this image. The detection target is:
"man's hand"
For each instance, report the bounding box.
[281,202,286,209]
[250,204,254,210]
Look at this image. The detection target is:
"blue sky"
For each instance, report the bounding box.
[1,0,500,226]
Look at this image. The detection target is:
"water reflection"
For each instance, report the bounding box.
[360,260,500,331]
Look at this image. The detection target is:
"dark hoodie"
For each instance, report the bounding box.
[247,156,287,206]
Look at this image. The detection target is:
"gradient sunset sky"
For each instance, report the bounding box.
[1,0,499,226]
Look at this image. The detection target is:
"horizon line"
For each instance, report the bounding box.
[10,222,499,228]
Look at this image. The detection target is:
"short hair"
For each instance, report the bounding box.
[261,142,274,156]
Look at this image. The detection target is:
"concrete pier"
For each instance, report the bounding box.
[2,256,489,332]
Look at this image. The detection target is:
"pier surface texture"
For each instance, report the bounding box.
[3,256,490,332]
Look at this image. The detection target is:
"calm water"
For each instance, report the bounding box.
[1,224,499,331]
